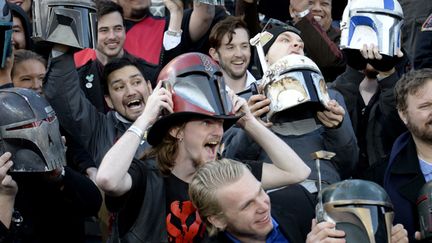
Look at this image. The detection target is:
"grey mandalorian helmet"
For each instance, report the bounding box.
[0,0,12,68]
[316,179,394,243]
[32,0,97,49]
[417,181,432,241]
[0,88,66,172]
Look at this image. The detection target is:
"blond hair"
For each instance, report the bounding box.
[189,158,248,236]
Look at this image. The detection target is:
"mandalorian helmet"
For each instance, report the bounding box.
[0,0,12,68]
[262,54,330,122]
[316,179,394,243]
[0,88,66,172]
[32,0,97,49]
[147,52,239,146]
[417,181,432,241]
[340,0,404,56]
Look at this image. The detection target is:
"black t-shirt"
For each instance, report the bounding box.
[105,159,263,242]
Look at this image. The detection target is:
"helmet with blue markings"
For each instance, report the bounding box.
[340,0,404,57]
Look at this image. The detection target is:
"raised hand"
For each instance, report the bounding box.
[317,99,345,128]
[306,219,346,243]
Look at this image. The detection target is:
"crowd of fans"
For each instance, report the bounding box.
[1,0,432,242]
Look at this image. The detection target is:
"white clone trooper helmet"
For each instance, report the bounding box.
[340,0,404,56]
[262,54,331,122]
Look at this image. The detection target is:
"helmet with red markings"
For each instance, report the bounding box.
[147,52,240,146]
[0,88,66,172]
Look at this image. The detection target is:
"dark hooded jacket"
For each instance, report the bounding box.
[9,3,33,51]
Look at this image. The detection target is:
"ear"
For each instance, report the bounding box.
[398,109,408,125]
[207,214,227,231]
[104,95,114,109]
[209,48,219,62]
[169,126,183,139]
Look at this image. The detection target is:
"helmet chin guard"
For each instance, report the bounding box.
[340,0,404,56]
[0,88,66,172]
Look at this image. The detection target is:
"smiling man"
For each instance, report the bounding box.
[209,16,256,94]
[74,0,157,114]
[44,47,153,168]
[289,0,345,81]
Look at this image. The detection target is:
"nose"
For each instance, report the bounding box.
[311,1,322,11]
[256,194,270,213]
[212,120,224,136]
[32,78,43,94]
[125,84,138,97]
[108,29,116,39]
[33,78,43,90]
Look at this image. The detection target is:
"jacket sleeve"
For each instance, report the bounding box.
[222,126,262,161]
[329,66,365,131]
[376,71,407,153]
[43,52,113,164]
[62,167,102,216]
[322,89,358,179]
[295,14,344,69]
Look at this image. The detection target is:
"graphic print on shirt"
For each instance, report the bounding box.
[166,200,206,242]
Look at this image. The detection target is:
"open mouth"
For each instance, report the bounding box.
[204,141,219,156]
[126,99,143,110]
[313,15,323,22]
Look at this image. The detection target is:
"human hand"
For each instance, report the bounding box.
[227,91,249,128]
[317,100,345,128]
[289,0,310,14]
[360,44,404,72]
[391,224,408,243]
[0,152,18,198]
[140,80,174,125]
[247,94,272,127]
[306,219,346,243]
[86,167,98,183]
[163,0,183,15]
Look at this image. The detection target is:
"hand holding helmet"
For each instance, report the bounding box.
[306,219,346,243]
[0,152,18,198]
[316,99,345,128]
[247,94,273,128]
[137,80,174,127]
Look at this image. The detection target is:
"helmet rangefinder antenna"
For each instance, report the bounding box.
[311,150,335,222]
[250,26,272,75]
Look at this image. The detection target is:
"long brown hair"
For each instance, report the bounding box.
[142,123,186,176]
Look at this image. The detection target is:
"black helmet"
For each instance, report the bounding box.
[417,181,432,241]
[0,88,66,172]
[0,0,12,68]
[317,179,394,243]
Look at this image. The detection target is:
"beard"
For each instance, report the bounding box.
[363,66,379,79]
[192,158,205,169]
[130,7,150,20]
[406,116,432,144]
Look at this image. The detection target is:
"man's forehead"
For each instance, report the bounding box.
[222,28,249,43]
[278,31,302,41]
[98,12,124,26]
[108,65,143,82]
